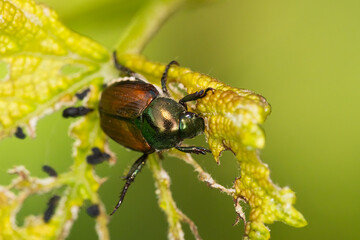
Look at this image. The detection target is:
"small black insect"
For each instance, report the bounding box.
[14,126,26,139]
[75,88,91,100]
[42,165,58,177]
[86,204,100,218]
[86,147,110,165]
[43,195,60,223]
[62,106,93,118]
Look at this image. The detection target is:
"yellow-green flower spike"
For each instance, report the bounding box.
[0,0,115,139]
[117,53,307,239]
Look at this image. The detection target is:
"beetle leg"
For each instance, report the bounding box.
[113,51,135,76]
[176,146,211,155]
[161,60,179,96]
[110,153,148,215]
[179,88,214,108]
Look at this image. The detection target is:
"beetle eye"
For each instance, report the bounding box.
[185,113,192,118]
[179,111,204,139]
[184,112,197,119]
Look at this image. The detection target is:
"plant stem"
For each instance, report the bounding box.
[147,154,185,240]
[115,0,185,54]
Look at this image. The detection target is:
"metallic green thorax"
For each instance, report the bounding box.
[137,97,205,150]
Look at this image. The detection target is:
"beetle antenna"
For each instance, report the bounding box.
[161,60,179,96]
[110,153,148,215]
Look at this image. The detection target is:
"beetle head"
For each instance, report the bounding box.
[179,112,205,140]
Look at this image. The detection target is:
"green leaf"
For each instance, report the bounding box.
[0,0,117,238]
[0,0,116,139]
[0,80,112,240]
[115,53,307,239]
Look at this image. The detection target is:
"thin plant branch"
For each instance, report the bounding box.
[116,0,185,55]
[148,154,202,240]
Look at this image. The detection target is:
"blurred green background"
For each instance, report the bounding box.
[1,0,359,239]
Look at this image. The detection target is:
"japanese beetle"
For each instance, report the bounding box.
[99,52,213,215]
